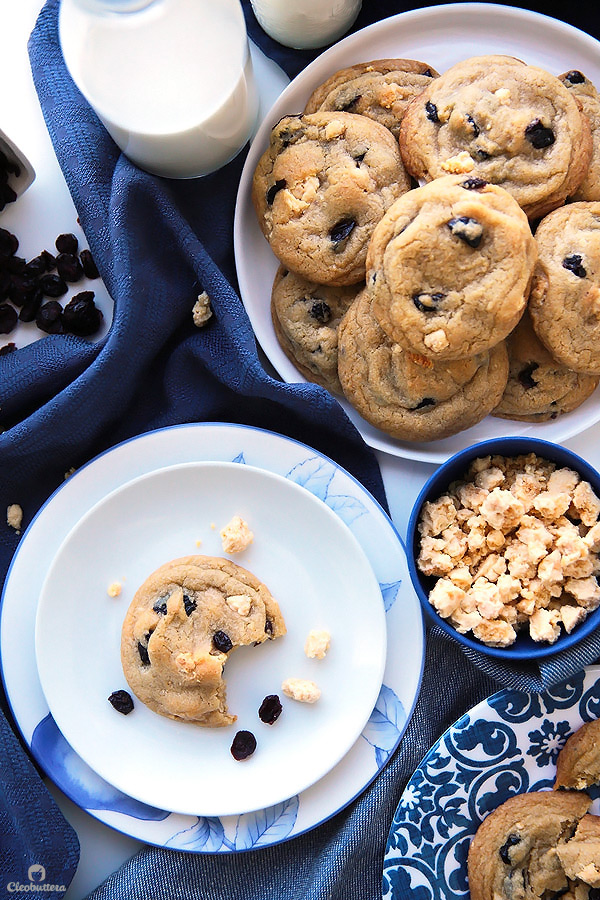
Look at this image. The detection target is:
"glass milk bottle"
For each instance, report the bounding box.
[59,0,259,178]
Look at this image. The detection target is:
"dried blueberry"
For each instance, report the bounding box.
[466,114,480,137]
[213,630,233,653]
[56,252,84,283]
[0,304,18,334]
[62,291,103,336]
[137,641,150,666]
[0,342,16,355]
[36,301,64,334]
[414,397,436,409]
[499,833,521,864]
[18,290,43,323]
[425,100,439,123]
[55,232,79,255]
[258,694,282,725]
[266,179,286,205]
[183,592,197,616]
[79,248,99,279]
[309,300,331,324]
[564,70,586,84]
[330,218,356,245]
[337,92,361,112]
[230,730,257,761]
[0,182,17,210]
[518,362,539,389]
[447,216,484,248]
[562,254,586,278]
[25,255,49,278]
[413,291,444,312]
[39,273,68,298]
[152,597,168,615]
[0,227,18,257]
[40,249,57,271]
[108,689,134,715]
[7,274,39,307]
[264,618,274,636]
[422,68,435,77]
[461,177,487,191]
[473,149,490,160]
[525,119,555,149]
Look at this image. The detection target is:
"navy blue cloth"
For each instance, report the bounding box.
[0,0,599,897]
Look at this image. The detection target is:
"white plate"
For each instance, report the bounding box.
[35,460,386,818]
[1,423,423,851]
[382,664,600,900]
[234,2,600,465]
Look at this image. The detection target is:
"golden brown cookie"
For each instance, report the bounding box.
[337,289,509,441]
[561,70,600,202]
[121,555,286,726]
[303,58,439,138]
[556,815,600,889]
[554,718,600,791]
[366,175,536,360]
[528,202,600,375]
[399,55,592,219]
[493,310,599,421]
[251,111,410,285]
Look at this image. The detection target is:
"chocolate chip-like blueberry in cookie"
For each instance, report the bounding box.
[467,791,592,900]
[399,55,593,219]
[554,718,600,791]
[367,175,537,360]
[528,202,600,375]
[271,265,361,393]
[561,70,600,202]
[493,310,599,422]
[303,58,439,139]
[252,111,410,285]
[337,289,509,442]
[121,556,286,726]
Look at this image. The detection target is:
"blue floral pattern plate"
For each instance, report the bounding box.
[0,422,424,852]
[382,665,600,900]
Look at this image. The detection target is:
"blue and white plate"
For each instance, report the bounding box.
[0,422,424,852]
[382,665,600,900]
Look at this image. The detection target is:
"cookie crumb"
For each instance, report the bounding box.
[107,581,122,598]
[64,467,77,480]
[226,593,252,616]
[192,291,213,328]
[441,150,475,174]
[220,515,254,553]
[304,629,331,659]
[6,504,22,533]
[281,677,321,703]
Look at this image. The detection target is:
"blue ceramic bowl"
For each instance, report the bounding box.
[407,436,600,660]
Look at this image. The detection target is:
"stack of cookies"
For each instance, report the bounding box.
[251,54,600,443]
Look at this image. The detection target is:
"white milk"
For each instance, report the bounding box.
[250,0,362,49]
[59,0,258,177]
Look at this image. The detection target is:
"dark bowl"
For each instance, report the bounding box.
[407,436,600,660]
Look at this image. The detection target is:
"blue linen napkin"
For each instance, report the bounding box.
[0,0,598,897]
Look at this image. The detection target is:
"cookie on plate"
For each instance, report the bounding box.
[251,111,410,285]
[467,790,592,900]
[121,555,286,726]
[560,70,600,202]
[366,174,537,360]
[492,310,599,422]
[271,265,361,393]
[528,202,600,375]
[556,814,600,890]
[303,58,439,139]
[399,55,593,219]
[337,289,509,442]
[554,717,600,791]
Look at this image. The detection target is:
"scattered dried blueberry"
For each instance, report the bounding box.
[213,630,233,653]
[413,291,444,312]
[183,592,197,616]
[462,177,487,191]
[562,254,587,278]
[56,252,84,283]
[55,232,79,255]
[258,694,282,725]
[62,291,103,336]
[79,248,99,279]
[0,342,16,355]
[38,273,68,298]
[36,301,64,334]
[0,304,18,334]
[0,182,17,210]
[447,216,484,248]
[137,641,150,666]
[564,70,586,84]
[499,833,521,864]
[413,397,436,410]
[18,291,43,323]
[7,274,39,307]
[425,100,439,123]
[266,179,286,205]
[0,227,19,257]
[518,362,539,389]
[230,730,257,761]
[25,255,50,278]
[108,689,134,715]
[330,218,356,245]
[309,300,331,324]
[40,249,57,271]
[525,119,555,149]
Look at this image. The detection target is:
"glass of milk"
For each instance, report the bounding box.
[59,0,259,178]
[250,0,362,49]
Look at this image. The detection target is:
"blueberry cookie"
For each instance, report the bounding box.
[399,55,593,219]
[554,718,600,791]
[303,58,439,139]
[271,265,361,392]
[556,815,600,890]
[121,555,286,726]
[493,310,599,422]
[561,70,600,202]
[367,175,537,360]
[337,289,509,442]
[528,202,600,375]
[467,790,592,900]
[252,111,410,285]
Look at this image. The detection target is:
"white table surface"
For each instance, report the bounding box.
[2,2,600,897]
